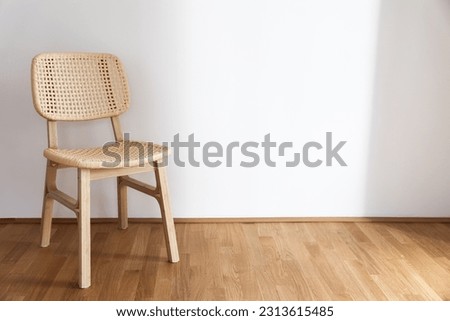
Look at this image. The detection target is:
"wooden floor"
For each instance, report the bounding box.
[0,222,449,300]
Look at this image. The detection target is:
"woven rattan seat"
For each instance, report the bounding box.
[31,52,179,289]
[44,142,167,169]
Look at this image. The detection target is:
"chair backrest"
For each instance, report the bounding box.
[31,52,130,121]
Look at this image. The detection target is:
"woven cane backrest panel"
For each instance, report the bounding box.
[32,53,129,121]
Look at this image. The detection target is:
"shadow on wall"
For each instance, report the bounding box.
[365,0,450,217]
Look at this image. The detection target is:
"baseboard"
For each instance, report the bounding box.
[1,217,450,224]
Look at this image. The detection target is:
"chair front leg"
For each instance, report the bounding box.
[117,176,128,229]
[78,168,91,288]
[154,161,179,263]
[41,161,57,247]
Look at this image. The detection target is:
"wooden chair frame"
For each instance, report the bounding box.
[41,117,179,288]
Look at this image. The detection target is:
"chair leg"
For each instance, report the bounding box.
[154,161,179,263]
[41,161,57,247]
[78,168,91,288]
[117,176,128,229]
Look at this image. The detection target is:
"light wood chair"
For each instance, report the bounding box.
[31,52,179,288]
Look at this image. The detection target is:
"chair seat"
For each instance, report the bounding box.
[44,141,168,169]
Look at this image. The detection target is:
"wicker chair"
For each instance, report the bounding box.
[31,52,179,288]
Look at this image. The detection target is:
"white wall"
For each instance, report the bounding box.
[365,0,450,216]
[0,0,448,218]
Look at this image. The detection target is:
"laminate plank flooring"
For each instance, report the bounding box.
[0,222,449,300]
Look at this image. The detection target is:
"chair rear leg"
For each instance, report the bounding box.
[78,168,91,288]
[117,176,128,229]
[41,161,57,247]
[154,161,179,263]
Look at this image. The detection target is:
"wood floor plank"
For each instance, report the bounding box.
[0,222,449,300]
